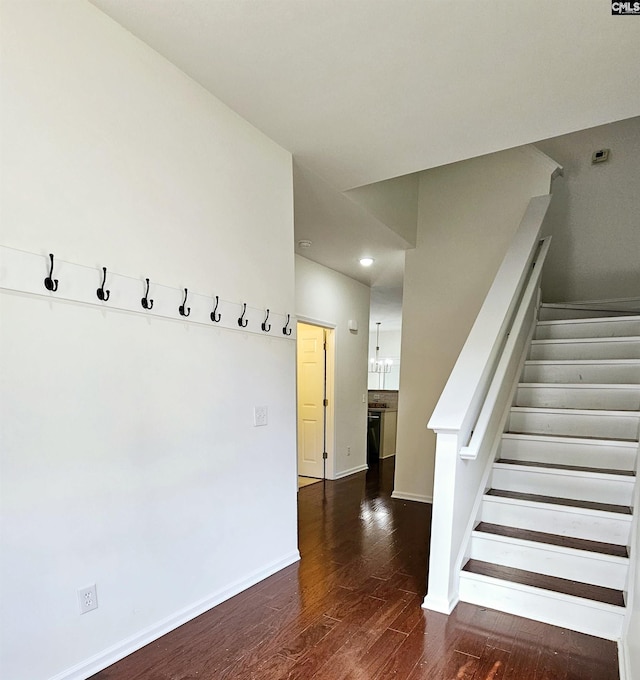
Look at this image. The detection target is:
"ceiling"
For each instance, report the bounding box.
[89,0,640,329]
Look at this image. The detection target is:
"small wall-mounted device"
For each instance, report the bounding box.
[591,148,610,164]
[348,319,358,332]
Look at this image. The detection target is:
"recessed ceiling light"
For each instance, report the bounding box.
[359,257,374,267]
[297,239,312,248]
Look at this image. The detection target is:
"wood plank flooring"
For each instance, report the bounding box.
[90,458,620,680]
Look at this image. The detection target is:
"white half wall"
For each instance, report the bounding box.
[394,147,556,501]
[536,116,640,305]
[0,3,297,680]
[295,256,369,478]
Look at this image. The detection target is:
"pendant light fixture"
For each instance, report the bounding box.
[369,322,392,374]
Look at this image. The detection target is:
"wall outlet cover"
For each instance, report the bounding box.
[78,584,98,614]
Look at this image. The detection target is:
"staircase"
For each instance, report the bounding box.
[458,310,640,640]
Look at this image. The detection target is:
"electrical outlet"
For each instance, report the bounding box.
[347,446,351,456]
[253,406,268,427]
[78,584,98,614]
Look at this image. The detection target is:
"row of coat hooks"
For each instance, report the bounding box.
[44,253,293,335]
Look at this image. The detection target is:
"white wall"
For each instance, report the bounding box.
[536,116,640,305]
[345,173,419,246]
[394,147,555,502]
[368,328,402,390]
[295,256,370,478]
[0,3,297,680]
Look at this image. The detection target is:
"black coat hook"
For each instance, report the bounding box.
[141,278,154,310]
[261,309,271,332]
[97,267,110,301]
[210,295,221,323]
[179,288,191,317]
[44,253,59,292]
[283,314,292,336]
[238,303,248,327]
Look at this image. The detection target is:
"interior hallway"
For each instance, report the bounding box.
[89,459,619,679]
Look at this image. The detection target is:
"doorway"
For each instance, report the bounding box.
[296,321,334,482]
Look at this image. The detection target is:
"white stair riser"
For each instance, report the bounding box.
[530,339,640,361]
[469,533,629,589]
[537,307,627,321]
[500,435,637,471]
[459,573,624,640]
[535,317,640,339]
[508,409,640,440]
[491,466,634,506]
[481,498,631,545]
[522,362,640,384]
[515,385,640,411]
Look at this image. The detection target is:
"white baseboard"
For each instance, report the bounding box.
[50,550,301,680]
[391,490,433,504]
[332,464,368,480]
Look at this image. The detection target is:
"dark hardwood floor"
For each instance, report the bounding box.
[90,458,619,680]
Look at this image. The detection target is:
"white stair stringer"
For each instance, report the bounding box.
[459,567,625,640]
[459,313,639,641]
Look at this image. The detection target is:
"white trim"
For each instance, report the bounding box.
[295,314,337,330]
[620,460,640,680]
[332,463,368,480]
[391,490,433,504]
[518,144,564,182]
[48,550,300,680]
[618,638,630,680]
[422,591,459,614]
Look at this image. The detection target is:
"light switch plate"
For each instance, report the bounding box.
[253,406,268,427]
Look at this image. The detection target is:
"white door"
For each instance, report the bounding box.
[297,323,326,478]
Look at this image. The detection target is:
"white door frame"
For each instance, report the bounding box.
[296,316,336,480]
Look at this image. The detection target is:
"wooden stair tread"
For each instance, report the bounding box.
[474,522,629,557]
[519,382,640,387]
[537,313,640,323]
[497,458,635,476]
[462,559,625,607]
[486,488,632,515]
[525,358,640,363]
[507,430,638,442]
